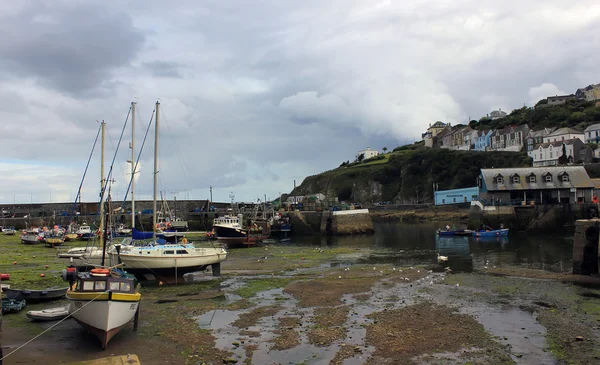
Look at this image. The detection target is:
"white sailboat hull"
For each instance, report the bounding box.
[58,247,107,267]
[113,248,227,270]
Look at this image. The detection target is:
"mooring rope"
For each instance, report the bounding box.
[0,290,109,361]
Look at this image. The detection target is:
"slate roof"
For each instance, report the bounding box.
[480,166,593,191]
[584,123,600,132]
[546,127,583,137]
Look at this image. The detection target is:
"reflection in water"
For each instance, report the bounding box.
[286,221,573,273]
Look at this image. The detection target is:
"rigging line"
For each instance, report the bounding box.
[160,110,196,195]
[69,124,102,221]
[0,290,110,361]
[104,128,127,186]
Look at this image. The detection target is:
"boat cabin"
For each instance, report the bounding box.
[76,272,137,294]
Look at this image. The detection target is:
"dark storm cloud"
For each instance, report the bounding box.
[0,2,144,95]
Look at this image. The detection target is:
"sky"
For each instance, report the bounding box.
[0,0,599,204]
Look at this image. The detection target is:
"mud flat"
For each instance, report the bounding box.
[2,242,600,364]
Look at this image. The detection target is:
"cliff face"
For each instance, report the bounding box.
[291,147,532,204]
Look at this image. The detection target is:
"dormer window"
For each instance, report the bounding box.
[559,172,570,182]
[527,173,536,183]
[543,173,553,183]
[494,174,504,185]
[510,174,520,184]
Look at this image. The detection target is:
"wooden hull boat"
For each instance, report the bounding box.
[27,305,70,321]
[4,287,68,302]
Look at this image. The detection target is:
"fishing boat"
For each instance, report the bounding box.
[2,298,26,314]
[63,265,141,348]
[20,229,41,244]
[26,305,69,321]
[64,223,79,241]
[472,228,509,238]
[4,287,68,302]
[213,213,270,246]
[111,101,227,276]
[77,224,93,240]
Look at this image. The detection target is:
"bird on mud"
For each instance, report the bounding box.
[444,267,453,274]
[437,253,449,264]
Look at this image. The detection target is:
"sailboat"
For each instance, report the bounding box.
[111,101,227,277]
[63,121,141,349]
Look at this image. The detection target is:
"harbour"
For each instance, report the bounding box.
[2,221,598,364]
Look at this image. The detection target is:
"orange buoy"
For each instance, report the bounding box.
[40,273,45,277]
[301,257,305,260]
[13,261,17,265]
[90,268,110,277]
[45,265,49,268]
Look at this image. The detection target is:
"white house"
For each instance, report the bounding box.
[356,147,379,160]
[584,123,600,144]
[542,127,584,144]
[532,138,588,167]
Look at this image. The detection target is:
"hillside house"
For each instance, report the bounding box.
[462,128,478,151]
[576,84,600,101]
[478,166,594,204]
[543,127,584,143]
[584,123,600,144]
[531,138,592,167]
[474,129,492,151]
[422,121,448,147]
[356,147,379,160]
[437,127,456,149]
[526,128,556,157]
[489,109,507,120]
[547,95,576,106]
[490,125,529,152]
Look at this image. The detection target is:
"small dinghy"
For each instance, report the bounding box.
[4,287,69,302]
[27,306,70,321]
[2,298,26,314]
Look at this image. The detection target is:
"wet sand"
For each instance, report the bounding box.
[2,244,600,365]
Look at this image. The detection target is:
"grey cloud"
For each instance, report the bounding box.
[0,3,144,95]
[142,61,184,78]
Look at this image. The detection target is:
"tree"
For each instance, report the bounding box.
[382,147,388,153]
[357,153,365,163]
[558,144,568,165]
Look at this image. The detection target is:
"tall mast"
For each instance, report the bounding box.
[153,101,160,240]
[130,101,136,230]
[99,121,106,250]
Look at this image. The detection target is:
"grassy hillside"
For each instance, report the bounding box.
[292,146,532,204]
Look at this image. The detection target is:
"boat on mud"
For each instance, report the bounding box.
[4,287,68,302]
[26,305,70,321]
[213,214,270,246]
[21,229,41,244]
[2,298,26,314]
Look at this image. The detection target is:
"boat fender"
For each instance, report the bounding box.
[181,238,188,244]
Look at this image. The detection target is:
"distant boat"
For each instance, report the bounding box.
[3,227,16,235]
[77,224,93,241]
[213,214,270,246]
[20,229,41,244]
[473,228,509,238]
[437,229,473,237]
[44,228,65,247]
[27,305,69,321]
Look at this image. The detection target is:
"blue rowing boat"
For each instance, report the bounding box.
[472,228,509,237]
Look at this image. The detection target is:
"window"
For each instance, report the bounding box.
[545,174,552,183]
[495,176,504,184]
[164,250,174,255]
[589,132,592,137]
[529,175,536,183]
[561,173,570,182]
[453,198,456,203]
[512,175,520,184]
[442,199,445,204]
[95,281,106,290]
[176,250,189,254]
[562,136,565,141]
[110,282,120,291]
[82,281,94,291]
[120,282,131,292]
[550,152,553,158]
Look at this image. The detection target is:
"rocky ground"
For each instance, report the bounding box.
[2,242,600,365]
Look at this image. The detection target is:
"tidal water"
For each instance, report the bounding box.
[282,221,574,273]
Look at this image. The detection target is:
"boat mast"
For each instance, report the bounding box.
[130,101,136,230]
[99,121,106,252]
[153,101,160,240]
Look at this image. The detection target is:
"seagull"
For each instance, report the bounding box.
[445,267,453,274]
[373,267,376,270]
[392,267,396,271]
[455,283,460,287]
[437,253,449,264]
[417,270,420,273]
[338,276,342,279]
[429,281,433,285]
